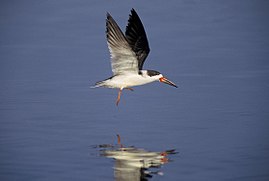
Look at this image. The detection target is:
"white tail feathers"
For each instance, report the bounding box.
[90,80,106,88]
[90,84,102,88]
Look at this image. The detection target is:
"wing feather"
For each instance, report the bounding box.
[106,13,139,75]
[125,9,150,70]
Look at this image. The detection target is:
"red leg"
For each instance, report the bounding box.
[116,134,123,148]
[116,88,122,106]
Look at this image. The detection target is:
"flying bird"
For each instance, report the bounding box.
[92,9,177,106]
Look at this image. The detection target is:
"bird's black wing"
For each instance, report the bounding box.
[125,9,150,70]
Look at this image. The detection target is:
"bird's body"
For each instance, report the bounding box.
[95,70,162,89]
[92,9,177,105]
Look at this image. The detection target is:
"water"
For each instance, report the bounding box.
[1,0,269,180]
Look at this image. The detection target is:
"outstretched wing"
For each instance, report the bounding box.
[125,9,150,70]
[106,13,139,75]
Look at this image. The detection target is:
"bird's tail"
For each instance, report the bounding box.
[90,80,106,88]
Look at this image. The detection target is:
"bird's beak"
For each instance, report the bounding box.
[159,77,178,88]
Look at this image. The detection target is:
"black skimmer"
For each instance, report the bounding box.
[92,9,177,106]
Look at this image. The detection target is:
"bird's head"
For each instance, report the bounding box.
[146,70,178,88]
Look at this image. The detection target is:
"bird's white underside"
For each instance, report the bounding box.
[98,72,163,89]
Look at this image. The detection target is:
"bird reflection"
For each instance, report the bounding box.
[97,135,177,181]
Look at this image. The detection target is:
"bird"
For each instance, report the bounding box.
[92,8,177,106]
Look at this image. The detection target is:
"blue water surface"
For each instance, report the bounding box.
[1,1,269,180]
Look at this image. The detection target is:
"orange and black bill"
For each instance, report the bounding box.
[159,77,178,88]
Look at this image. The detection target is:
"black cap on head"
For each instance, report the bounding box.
[147,70,160,77]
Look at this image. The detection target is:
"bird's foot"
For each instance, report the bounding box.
[116,134,123,148]
[116,99,120,106]
[126,87,134,91]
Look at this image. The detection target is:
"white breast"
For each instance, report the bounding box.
[106,73,158,89]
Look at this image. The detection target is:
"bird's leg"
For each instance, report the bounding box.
[117,134,123,148]
[125,87,134,91]
[116,88,123,106]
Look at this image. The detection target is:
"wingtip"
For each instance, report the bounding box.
[106,12,112,19]
[130,8,138,16]
[106,12,112,33]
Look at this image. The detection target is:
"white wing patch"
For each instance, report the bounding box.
[106,13,139,75]
[108,44,138,75]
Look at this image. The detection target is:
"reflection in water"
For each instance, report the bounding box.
[96,135,177,181]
